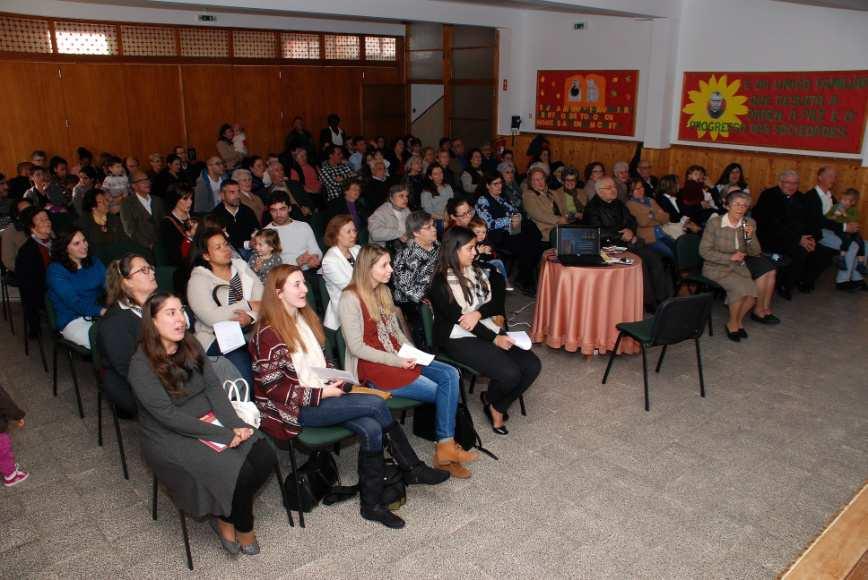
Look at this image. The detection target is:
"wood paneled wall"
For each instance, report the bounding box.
[504,133,868,232]
[0,59,402,176]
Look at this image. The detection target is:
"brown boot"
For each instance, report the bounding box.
[433,449,472,479]
[449,440,479,464]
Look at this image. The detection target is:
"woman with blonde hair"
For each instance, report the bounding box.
[251,264,446,528]
[339,245,477,478]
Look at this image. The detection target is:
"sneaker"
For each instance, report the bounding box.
[505,284,515,292]
[3,469,29,487]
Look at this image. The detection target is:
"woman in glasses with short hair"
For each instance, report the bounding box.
[97,253,159,416]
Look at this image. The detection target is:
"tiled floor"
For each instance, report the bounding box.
[1,278,866,579]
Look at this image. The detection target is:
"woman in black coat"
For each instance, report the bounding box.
[15,207,53,337]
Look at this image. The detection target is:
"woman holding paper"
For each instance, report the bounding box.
[339,245,478,479]
[128,292,275,556]
[428,227,541,435]
[187,228,263,385]
[250,264,447,529]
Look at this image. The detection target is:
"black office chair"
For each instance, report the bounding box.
[602,293,713,412]
[89,320,129,480]
[674,234,722,336]
[44,297,89,418]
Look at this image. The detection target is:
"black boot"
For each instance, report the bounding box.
[358,450,405,529]
[384,423,450,485]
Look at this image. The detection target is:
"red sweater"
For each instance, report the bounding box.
[249,325,323,440]
[356,300,420,389]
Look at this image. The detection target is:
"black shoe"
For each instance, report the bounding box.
[360,504,406,529]
[358,451,406,529]
[480,391,508,421]
[724,325,741,342]
[836,281,856,292]
[738,328,748,339]
[384,423,450,485]
[750,312,780,325]
[777,286,793,300]
[481,394,509,435]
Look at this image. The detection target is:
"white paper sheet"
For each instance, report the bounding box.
[310,367,357,383]
[398,344,435,366]
[506,331,533,351]
[213,320,246,354]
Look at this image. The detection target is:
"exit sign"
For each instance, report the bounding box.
[573,22,586,30]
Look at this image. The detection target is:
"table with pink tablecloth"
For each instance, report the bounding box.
[531,250,643,355]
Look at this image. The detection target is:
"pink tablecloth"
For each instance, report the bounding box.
[531,250,644,355]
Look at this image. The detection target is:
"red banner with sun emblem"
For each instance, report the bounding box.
[678,71,868,154]
[535,70,638,136]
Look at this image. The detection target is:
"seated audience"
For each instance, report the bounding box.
[151,153,184,201]
[629,142,658,195]
[232,169,265,225]
[421,164,454,226]
[144,155,161,177]
[385,138,407,177]
[211,180,259,255]
[499,162,523,209]
[129,292,274,556]
[583,161,606,201]
[445,196,475,231]
[187,229,263,384]
[288,148,322,199]
[267,160,311,219]
[1,199,32,275]
[263,192,321,272]
[327,179,369,234]
[320,215,361,331]
[159,188,197,267]
[217,124,243,170]
[362,159,393,209]
[804,167,866,291]
[8,162,34,200]
[826,188,866,276]
[556,168,588,221]
[319,145,355,204]
[612,161,631,202]
[347,137,367,173]
[523,167,569,244]
[79,189,137,263]
[428,227,541,435]
[625,177,675,260]
[121,171,165,254]
[715,163,750,198]
[46,229,107,349]
[527,149,551,176]
[99,253,159,416]
[392,211,439,346]
[469,217,511,290]
[23,166,61,208]
[700,190,779,340]
[246,229,283,283]
[72,166,97,215]
[460,149,486,197]
[583,177,673,311]
[678,165,722,225]
[655,174,701,238]
[405,156,426,210]
[753,170,830,298]
[435,149,461,193]
[339,245,475,478]
[319,113,347,152]
[368,184,411,250]
[194,157,227,214]
[250,264,446,529]
[101,157,130,215]
[15,207,53,336]
[284,116,317,163]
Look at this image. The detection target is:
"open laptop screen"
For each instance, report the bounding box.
[556,226,600,256]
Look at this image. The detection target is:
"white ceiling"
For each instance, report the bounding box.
[770,0,868,10]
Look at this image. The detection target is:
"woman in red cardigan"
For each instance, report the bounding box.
[249,264,446,529]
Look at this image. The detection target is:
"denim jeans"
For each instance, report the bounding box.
[820,228,866,283]
[299,394,394,452]
[379,360,460,441]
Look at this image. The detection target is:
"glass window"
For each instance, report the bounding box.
[364,36,397,61]
[121,25,176,57]
[55,21,118,55]
[281,33,320,59]
[0,17,52,54]
[233,30,276,58]
[324,34,360,60]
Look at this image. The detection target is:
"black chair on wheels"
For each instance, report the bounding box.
[44,298,89,418]
[89,321,129,480]
[602,293,713,412]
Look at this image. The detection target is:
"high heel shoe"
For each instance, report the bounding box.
[480,391,508,421]
[480,393,508,435]
[724,325,741,342]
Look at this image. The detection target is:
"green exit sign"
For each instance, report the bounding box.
[198,14,217,22]
[573,22,586,30]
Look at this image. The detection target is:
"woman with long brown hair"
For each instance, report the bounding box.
[128,292,275,556]
[339,245,478,478]
[250,264,446,529]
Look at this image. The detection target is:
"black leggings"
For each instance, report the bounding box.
[442,337,541,414]
[220,438,276,533]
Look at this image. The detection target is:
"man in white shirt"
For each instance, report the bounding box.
[348,137,367,172]
[264,191,322,270]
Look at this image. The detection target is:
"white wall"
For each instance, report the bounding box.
[508,11,656,141]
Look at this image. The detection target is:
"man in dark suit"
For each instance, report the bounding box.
[752,170,828,298]
[211,179,259,256]
[120,171,165,254]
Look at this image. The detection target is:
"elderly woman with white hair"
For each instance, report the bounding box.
[368,183,412,251]
[231,168,265,224]
[612,160,631,203]
[700,189,779,341]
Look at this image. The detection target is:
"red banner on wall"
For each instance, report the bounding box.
[678,70,868,154]
[535,70,638,136]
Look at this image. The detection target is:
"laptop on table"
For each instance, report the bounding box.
[555,225,607,267]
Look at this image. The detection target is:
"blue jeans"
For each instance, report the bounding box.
[207,340,254,386]
[650,236,676,261]
[377,360,460,441]
[820,228,866,283]
[299,394,394,452]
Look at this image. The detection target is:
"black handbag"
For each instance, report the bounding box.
[283,450,341,513]
[412,401,477,452]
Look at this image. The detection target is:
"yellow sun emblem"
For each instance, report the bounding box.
[682,74,748,140]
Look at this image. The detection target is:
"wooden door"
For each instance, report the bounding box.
[123,64,185,165]
[363,83,407,140]
[0,62,69,174]
[181,65,235,161]
[61,64,132,159]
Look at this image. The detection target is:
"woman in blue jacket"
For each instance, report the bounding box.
[47,228,106,349]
